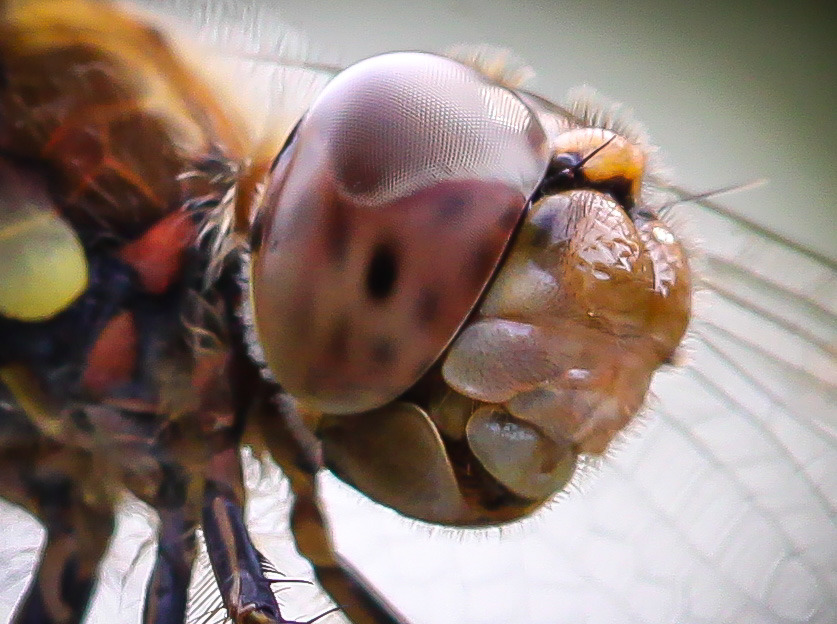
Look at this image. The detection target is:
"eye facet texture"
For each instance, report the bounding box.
[251,52,550,415]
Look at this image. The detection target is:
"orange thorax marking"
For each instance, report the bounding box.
[118,211,197,294]
[83,310,138,397]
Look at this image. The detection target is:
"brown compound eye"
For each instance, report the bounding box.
[250,52,551,415]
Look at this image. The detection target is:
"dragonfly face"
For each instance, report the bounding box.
[1,2,834,624]
[247,50,690,526]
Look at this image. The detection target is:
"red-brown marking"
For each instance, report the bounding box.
[82,310,138,397]
[118,211,196,294]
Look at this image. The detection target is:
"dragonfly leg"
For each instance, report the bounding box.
[0,430,113,624]
[255,397,406,624]
[141,468,199,624]
[202,436,300,624]
[77,406,201,624]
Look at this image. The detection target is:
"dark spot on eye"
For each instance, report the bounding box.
[366,243,398,300]
[325,203,350,265]
[469,238,499,285]
[327,316,351,363]
[0,59,8,90]
[336,147,383,194]
[370,337,396,366]
[416,288,441,326]
[439,192,469,222]
[498,202,522,230]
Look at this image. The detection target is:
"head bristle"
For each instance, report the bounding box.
[446,44,535,89]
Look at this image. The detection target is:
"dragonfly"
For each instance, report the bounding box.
[1,1,835,624]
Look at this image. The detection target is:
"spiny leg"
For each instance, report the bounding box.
[83,407,202,624]
[255,397,407,624]
[201,433,304,624]
[141,466,199,624]
[197,334,309,624]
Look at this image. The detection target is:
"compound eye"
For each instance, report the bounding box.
[250,52,551,415]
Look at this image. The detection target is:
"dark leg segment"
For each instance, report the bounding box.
[13,491,113,624]
[86,408,202,624]
[202,442,297,624]
[142,502,198,624]
[0,423,114,624]
[255,399,407,624]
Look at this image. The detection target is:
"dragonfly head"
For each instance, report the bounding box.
[248,51,691,526]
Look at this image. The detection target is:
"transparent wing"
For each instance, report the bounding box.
[1,2,834,624]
